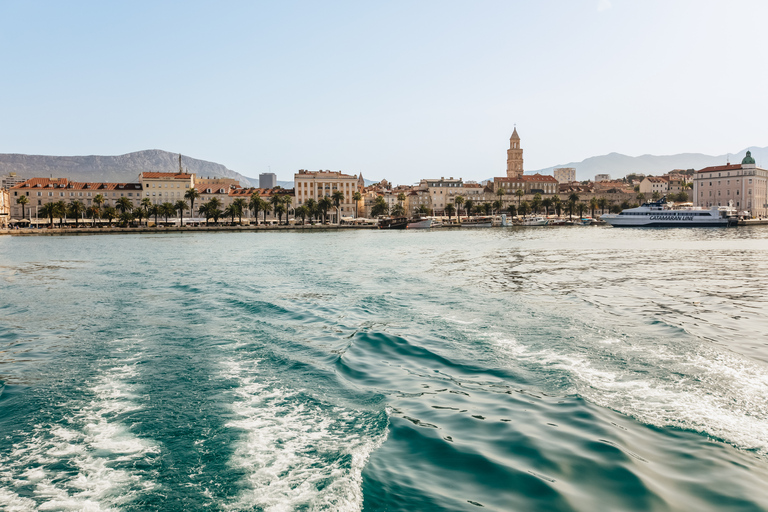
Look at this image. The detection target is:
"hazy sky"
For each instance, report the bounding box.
[2,1,766,184]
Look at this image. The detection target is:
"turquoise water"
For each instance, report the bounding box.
[1,227,768,511]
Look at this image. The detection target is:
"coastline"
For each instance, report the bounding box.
[0,224,379,236]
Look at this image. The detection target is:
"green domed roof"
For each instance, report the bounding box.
[742,150,756,165]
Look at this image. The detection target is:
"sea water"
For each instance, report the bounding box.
[1,227,768,511]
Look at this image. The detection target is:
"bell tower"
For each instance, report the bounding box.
[506,127,524,178]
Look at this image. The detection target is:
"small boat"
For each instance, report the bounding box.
[461,216,493,228]
[407,217,433,229]
[548,217,567,226]
[378,217,408,229]
[521,216,548,226]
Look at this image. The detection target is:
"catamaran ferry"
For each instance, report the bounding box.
[601,199,738,227]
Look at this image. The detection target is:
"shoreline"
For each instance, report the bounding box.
[0,224,379,236]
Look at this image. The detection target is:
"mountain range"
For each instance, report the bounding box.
[2,146,766,188]
[530,146,768,181]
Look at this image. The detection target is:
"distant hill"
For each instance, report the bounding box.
[530,146,768,181]
[0,150,259,187]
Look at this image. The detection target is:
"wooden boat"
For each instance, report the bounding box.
[378,217,408,229]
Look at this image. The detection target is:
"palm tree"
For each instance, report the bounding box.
[332,190,345,224]
[318,196,333,224]
[140,198,152,225]
[116,196,133,214]
[224,205,236,224]
[577,202,588,219]
[492,200,502,215]
[145,204,157,226]
[531,193,542,215]
[496,187,506,209]
[161,202,175,224]
[68,200,86,227]
[589,197,599,218]
[270,194,282,223]
[507,204,517,218]
[303,198,317,224]
[296,205,309,225]
[249,193,266,224]
[185,188,200,221]
[567,193,580,221]
[102,206,116,225]
[118,211,134,227]
[444,203,455,222]
[86,205,100,226]
[551,194,562,217]
[352,191,362,218]
[175,199,188,226]
[519,200,531,218]
[417,204,430,216]
[232,198,248,225]
[282,195,293,225]
[39,203,56,227]
[16,195,29,221]
[371,196,388,218]
[515,188,525,208]
[210,205,223,224]
[541,197,553,216]
[133,207,145,227]
[260,199,272,225]
[274,203,286,224]
[454,195,465,220]
[464,199,474,219]
[93,194,105,210]
[597,197,609,216]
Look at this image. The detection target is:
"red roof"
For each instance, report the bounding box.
[11,178,141,190]
[496,174,558,183]
[140,172,193,179]
[696,164,742,174]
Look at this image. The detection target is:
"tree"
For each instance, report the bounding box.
[568,193,580,220]
[391,204,406,217]
[39,202,56,227]
[250,193,266,223]
[93,194,105,210]
[589,197,599,218]
[86,205,100,226]
[496,187,506,209]
[332,190,345,224]
[68,200,85,227]
[444,203,455,222]
[506,204,517,218]
[224,205,236,224]
[296,205,308,225]
[492,200,502,215]
[303,198,317,223]
[16,194,29,220]
[140,198,152,225]
[231,198,248,225]
[282,195,293,225]
[636,192,646,204]
[677,191,689,203]
[175,199,188,225]
[371,196,389,217]
[102,206,117,225]
[149,204,160,226]
[352,191,362,218]
[652,191,661,201]
[464,199,474,218]
[118,211,134,227]
[518,200,531,217]
[454,195,465,220]
[515,188,525,207]
[597,197,609,215]
[270,194,282,223]
[260,198,272,225]
[417,204,430,216]
[198,203,211,225]
[551,195,562,217]
[577,202,587,218]
[318,196,333,223]
[185,188,200,220]
[610,204,622,214]
[116,196,133,214]
[133,207,145,227]
[531,193,542,214]
[541,197,553,216]
[274,202,286,224]
[160,202,175,224]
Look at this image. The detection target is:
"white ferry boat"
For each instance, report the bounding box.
[601,199,737,227]
[521,217,548,226]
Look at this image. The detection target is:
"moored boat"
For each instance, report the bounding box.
[521,216,548,226]
[407,217,433,229]
[601,199,737,227]
[378,217,408,229]
[461,216,493,228]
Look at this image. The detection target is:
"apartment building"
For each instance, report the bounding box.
[693,151,767,217]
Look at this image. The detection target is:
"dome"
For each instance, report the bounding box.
[742,150,756,165]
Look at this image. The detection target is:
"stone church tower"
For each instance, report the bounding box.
[506,128,524,178]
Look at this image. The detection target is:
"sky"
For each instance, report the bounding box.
[1,0,766,185]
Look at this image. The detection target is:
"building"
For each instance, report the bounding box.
[1,172,24,190]
[494,174,559,196]
[259,173,277,189]
[553,168,576,183]
[294,169,365,220]
[693,151,768,217]
[595,174,611,182]
[9,178,143,220]
[419,177,464,215]
[638,176,668,196]
[0,188,9,228]
[506,128,524,178]
[139,172,195,205]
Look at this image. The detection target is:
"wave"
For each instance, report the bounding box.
[0,353,158,510]
[220,359,387,512]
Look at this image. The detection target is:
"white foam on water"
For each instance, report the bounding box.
[0,357,159,510]
[491,333,768,457]
[221,359,386,512]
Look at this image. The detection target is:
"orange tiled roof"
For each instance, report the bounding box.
[696,164,742,174]
[12,178,141,190]
[141,172,193,179]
